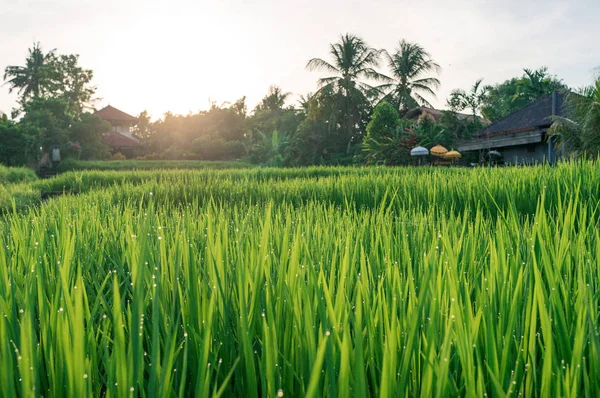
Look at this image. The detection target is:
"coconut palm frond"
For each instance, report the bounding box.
[306,58,340,74]
[381,40,441,113]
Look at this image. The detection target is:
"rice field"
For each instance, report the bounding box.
[1,162,599,396]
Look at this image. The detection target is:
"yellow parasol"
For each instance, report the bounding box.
[443,150,462,160]
[430,145,448,157]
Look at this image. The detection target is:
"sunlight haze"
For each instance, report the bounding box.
[1,0,598,118]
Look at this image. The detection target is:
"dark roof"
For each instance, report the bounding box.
[102,132,142,148]
[474,91,569,138]
[404,107,490,125]
[94,105,138,122]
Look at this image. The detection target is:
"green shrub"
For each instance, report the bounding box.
[111,152,127,161]
[192,135,245,160]
[0,116,36,166]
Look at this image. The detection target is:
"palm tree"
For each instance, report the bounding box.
[307,34,385,100]
[516,67,566,104]
[297,92,314,113]
[414,114,449,148]
[306,34,387,152]
[447,79,487,116]
[3,42,56,100]
[548,77,600,157]
[380,40,441,115]
[256,85,291,112]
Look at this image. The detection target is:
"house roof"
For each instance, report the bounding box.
[102,131,142,148]
[404,107,490,125]
[473,91,569,138]
[94,105,138,122]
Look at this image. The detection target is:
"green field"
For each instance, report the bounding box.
[1,162,599,396]
[57,159,252,172]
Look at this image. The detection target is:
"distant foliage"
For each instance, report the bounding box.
[111,152,127,161]
[19,97,72,153]
[414,114,451,148]
[362,102,410,165]
[4,43,96,117]
[549,76,600,158]
[3,42,585,167]
[478,67,567,122]
[0,115,36,166]
[68,113,111,160]
[192,135,245,161]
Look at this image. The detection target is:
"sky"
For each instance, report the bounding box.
[0,0,598,119]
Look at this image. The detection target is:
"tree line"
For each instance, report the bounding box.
[2,36,599,167]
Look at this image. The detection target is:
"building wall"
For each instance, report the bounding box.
[499,143,552,165]
[110,121,133,134]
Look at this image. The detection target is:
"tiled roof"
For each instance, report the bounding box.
[102,132,142,148]
[94,105,138,122]
[474,91,569,137]
[404,107,490,125]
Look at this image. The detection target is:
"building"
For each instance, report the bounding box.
[94,105,142,158]
[404,107,490,125]
[458,91,568,165]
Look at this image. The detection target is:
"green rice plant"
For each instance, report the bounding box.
[57,159,252,172]
[0,164,37,185]
[0,161,599,396]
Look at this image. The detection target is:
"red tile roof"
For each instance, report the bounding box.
[94,105,138,122]
[102,132,142,148]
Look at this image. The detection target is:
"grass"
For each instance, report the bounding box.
[0,165,39,213]
[0,161,599,396]
[57,158,253,172]
[0,164,37,185]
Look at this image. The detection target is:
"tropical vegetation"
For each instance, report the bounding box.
[1,41,597,168]
[379,40,441,114]
[549,72,600,157]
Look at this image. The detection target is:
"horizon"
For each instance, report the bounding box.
[1,0,599,119]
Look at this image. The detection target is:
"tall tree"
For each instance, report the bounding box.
[288,87,338,165]
[255,85,291,112]
[480,78,520,122]
[481,67,567,122]
[19,98,72,153]
[50,54,97,117]
[247,86,304,164]
[132,111,153,141]
[414,114,450,148]
[0,115,36,166]
[517,67,566,103]
[447,79,487,116]
[4,44,97,117]
[3,43,56,101]
[307,34,384,99]
[380,40,441,114]
[362,101,413,165]
[307,34,386,153]
[68,113,111,160]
